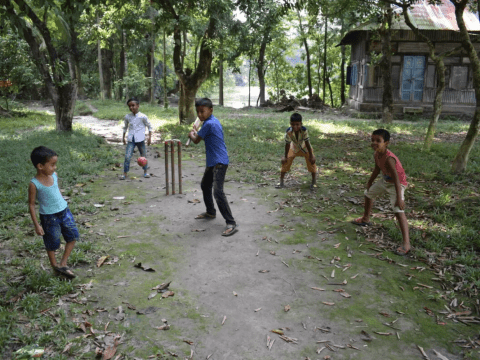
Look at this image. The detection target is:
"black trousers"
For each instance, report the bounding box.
[201,164,236,225]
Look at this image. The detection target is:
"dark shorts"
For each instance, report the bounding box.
[40,207,79,251]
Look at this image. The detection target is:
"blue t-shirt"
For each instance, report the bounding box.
[30,173,68,215]
[197,115,229,167]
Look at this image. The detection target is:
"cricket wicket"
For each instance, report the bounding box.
[164,140,182,195]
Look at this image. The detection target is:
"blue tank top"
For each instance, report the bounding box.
[30,173,68,215]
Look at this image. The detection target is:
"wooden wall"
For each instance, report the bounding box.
[348,30,479,109]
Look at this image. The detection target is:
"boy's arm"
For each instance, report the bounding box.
[122,118,128,145]
[366,164,381,190]
[188,131,203,144]
[385,157,405,209]
[143,116,153,145]
[305,140,315,164]
[28,183,44,236]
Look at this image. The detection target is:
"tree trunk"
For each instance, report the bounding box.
[219,52,224,106]
[118,31,125,100]
[72,31,84,97]
[102,48,113,99]
[123,30,128,99]
[98,38,105,101]
[163,29,168,109]
[97,15,105,101]
[322,16,328,103]
[380,3,394,124]
[150,11,155,105]
[424,61,445,150]
[179,86,197,123]
[297,10,312,97]
[327,74,334,107]
[248,58,251,107]
[340,18,346,106]
[150,38,155,105]
[257,29,269,106]
[54,82,78,131]
[452,0,480,173]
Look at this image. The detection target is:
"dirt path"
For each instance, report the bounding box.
[68,115,461,360]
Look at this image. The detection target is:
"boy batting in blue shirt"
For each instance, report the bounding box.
[187,98,237,236]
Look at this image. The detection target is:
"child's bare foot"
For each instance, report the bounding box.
[394,246,410,256]
[351,217,371,226]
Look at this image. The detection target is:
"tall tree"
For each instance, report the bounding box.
[154,0,234,123]
[451,0,480,173]
[296,8,312,97]
[378,1,394,123]
[1,0,93,131]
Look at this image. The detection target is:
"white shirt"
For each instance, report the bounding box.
[123,112,152,142]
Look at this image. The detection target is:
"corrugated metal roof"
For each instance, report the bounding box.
[340,0,480,45]
[399,1,480,31]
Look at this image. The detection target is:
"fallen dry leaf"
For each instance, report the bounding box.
[271,329,284,335]
[161,291,174,298]
[233,291,238,296]
[322,302,335,306]
[222,316,227,325]
[254,308,262,312]
[133,263,156,272]
[62,343,73,353]
[156,324,170,330]
[102,345,117,360]
[340,292,351,298]
[188,199,201,203]
[311,287,325,291]
[284,305,291,312]
[152,282,171,291]
[191,228,206,232]
[97,255,109,267]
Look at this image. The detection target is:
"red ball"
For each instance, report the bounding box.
[137,157,148,167]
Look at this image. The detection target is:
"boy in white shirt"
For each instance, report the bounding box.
[121,97,152,179]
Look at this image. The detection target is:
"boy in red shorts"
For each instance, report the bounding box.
[276,113,316,190]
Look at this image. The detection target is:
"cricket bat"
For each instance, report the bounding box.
[186,117,203,146]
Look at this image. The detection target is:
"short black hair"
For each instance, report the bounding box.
[290,113,302,123]
[372,128,390,142]
[126,97,140,105]
[31,146,57,168]
[195,98,213,108]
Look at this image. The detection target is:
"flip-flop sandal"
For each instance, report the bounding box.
[144,173,151,178]
[222,224,238,237]
[195,212,216,220]
[275,183,285,189]
[54,266,76,279]
[351,217,371,227]
[394,246,410,256]
[120,175,126,180]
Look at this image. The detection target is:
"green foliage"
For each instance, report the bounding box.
[0,30,41,106]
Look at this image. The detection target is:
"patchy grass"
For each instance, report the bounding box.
[2,102,480,358]
[0,111,121,356]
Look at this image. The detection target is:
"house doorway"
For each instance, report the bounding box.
[401,56,425,101]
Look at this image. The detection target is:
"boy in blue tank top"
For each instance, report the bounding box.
[28,146,79,278]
